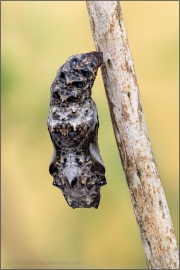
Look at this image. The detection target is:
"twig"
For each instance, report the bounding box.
[86,1,179,269]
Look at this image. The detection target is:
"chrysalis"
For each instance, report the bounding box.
[47,52,106,209]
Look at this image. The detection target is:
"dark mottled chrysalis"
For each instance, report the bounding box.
[47,52,106,209]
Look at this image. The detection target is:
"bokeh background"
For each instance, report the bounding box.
[1,1,179,269]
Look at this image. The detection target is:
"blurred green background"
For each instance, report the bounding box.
[1,1,178,269]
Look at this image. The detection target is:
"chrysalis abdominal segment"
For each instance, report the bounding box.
[47,52,106,209]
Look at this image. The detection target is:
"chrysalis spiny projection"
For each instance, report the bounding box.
[47,52,106,209]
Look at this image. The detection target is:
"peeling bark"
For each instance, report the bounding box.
[86,1,179,269]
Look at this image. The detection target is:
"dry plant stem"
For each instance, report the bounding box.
[86,1,179,269]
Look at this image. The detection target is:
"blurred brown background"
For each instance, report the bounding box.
[1,1,179,269]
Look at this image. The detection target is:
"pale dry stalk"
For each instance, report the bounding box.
[86,1,179,269]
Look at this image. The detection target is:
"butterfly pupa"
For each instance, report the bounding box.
[47,52,106,209]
